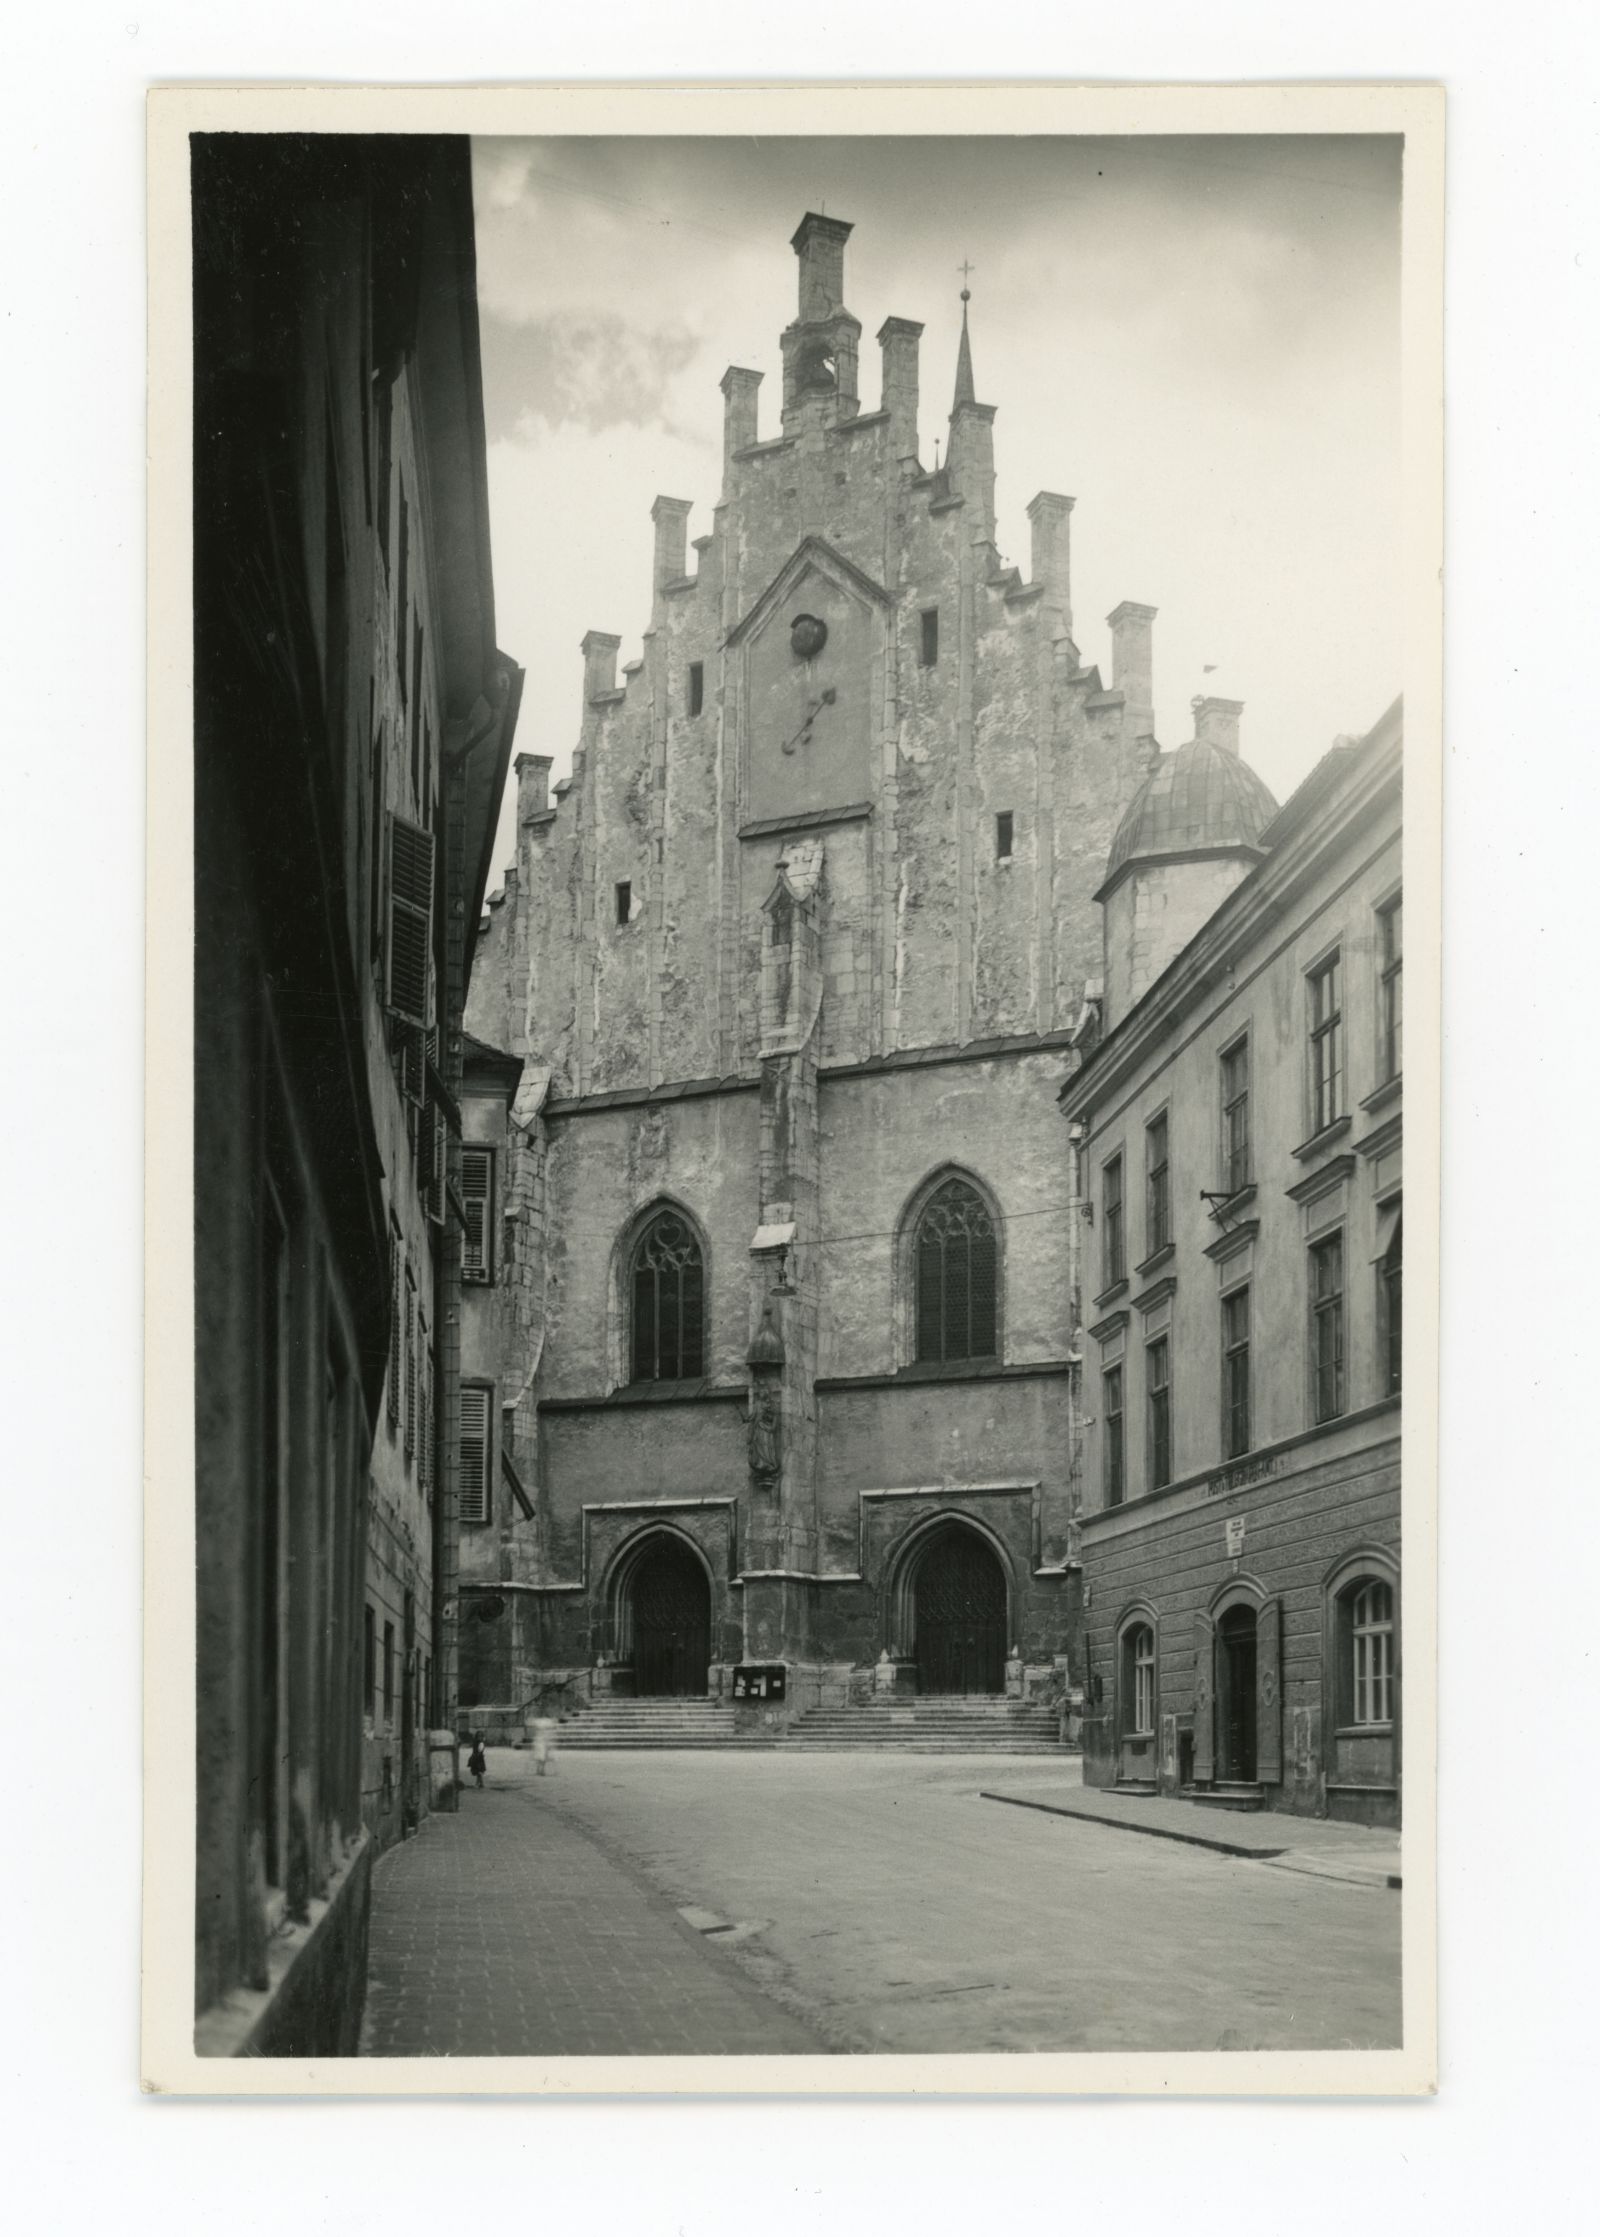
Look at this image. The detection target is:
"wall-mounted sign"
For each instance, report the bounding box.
[1225,1517,1246,1559]
[732,1663,787,1701]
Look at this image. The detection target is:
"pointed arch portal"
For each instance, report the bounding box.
[616,1534,711,1698]
[905,1520,1008,1696]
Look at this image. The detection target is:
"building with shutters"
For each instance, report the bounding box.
[457,211,1190,1729]
[1060,699,1403,1826]
[192,134,521,2054]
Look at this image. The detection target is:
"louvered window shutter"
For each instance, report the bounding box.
[459,1387,490,1524]
[1256,1597,1284,1784]
[417,1330,431,1491]
[386,813,434,1025]
[1193,1610,1216,1785]
[461,1150,493,1281]
[403,1272,416,1460]
[386,1227,401,1427]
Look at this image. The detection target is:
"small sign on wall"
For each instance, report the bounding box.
[733,1663,787,1701]
[1225,1516,1246,1559]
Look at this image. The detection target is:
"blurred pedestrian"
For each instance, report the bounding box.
[467,1734,486,1790]
[531,1717,556,1776]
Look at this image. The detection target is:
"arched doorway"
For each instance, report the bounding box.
[627,1537,711,1698]
[910,1523,1007,1695]
[1216,1603,1258,1781]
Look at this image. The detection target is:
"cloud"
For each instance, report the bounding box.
[481,310,707,443]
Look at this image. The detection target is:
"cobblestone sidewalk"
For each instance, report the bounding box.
[359,1759,824,2057]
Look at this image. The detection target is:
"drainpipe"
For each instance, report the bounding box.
[1064,1115,1089,1722]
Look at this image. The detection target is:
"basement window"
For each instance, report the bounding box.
[996,811,1014,860]
[615,881,632,926]
[919,608,939,666]
[687,662,704,716]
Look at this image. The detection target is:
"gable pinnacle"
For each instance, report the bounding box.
[952,272,976,412]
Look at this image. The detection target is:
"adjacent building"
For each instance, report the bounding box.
[1062,700,1402,1824]
[192,133,521,2053]
[461,213,1184,1726]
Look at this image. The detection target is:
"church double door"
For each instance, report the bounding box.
[631,1539,711,1698]
[913,1528,1006,1696]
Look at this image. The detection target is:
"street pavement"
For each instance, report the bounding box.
[362,1748,1401,2057]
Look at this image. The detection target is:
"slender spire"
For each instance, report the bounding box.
[952,264,976,410]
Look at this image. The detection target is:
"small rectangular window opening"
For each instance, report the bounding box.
[996,811,1014,860]
[615,881,632,926]
[919,608,939,666]
[687,662,704,716]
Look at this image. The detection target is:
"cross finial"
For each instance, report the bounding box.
[958,258,976,298]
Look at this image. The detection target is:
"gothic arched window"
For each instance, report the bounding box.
[914,1178,998,1364]
[630,1210,705,1383]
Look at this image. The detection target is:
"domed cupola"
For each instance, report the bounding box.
[1098,697,1280,1026]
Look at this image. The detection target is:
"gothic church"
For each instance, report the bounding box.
[461,212,1178,1727]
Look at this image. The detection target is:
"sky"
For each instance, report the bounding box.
[470,134,1401,888]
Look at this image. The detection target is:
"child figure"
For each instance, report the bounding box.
[467,1735,486,1790]
[531,1717,556,1777]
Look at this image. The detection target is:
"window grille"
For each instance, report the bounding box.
[1222,1286,1251,1459]
[461,1148,494,1283]
[1145,1112,1170,1254]
[1350,1580,1395,1725]
[914,1178,998,1363]
[1102,1155,1125,1288]
[1378,894,1403,1082]
[1310,1232,1346,1422]
[1103,1365,1125,1507]
[1309,950,1344,1134]
[1221,1036,1251,1194]
[458,1386,491,1525]
[1147,1336,1172,1490]
[631,1210,706,1382]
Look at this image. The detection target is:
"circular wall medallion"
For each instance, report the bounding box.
[790,613,828,661]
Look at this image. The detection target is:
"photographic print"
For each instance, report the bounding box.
[146,83,1441,2095]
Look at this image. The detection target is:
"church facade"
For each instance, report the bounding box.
[461,213,1170,1727]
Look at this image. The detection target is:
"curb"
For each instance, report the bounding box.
[980,1789,1289,1861]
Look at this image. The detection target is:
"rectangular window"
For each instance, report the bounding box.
[1309,949,1345,1134]
[615,880,632,926]
[1103,1155,1125,1288]
[1351,1581,1395,1725]
[1103,1366,1124,1507]
[461,1148,495,1284]
[1133,1628,1156,1735]
[1381,1218,1403,1396]
[459,1385,491,1526]
[687,661,704,716]
[1220,1035,1251,1195]
[995,810,1014,860]
[1147,1337,1172,1490]
[417,1318,432,1493]
[1378,893,1403,1082]
[383,1621,395,1722]
[1144,1112,1170,1256]
[1310,1232,1347,1423]
[363,1606,375,1717]
[919,608,939,666]
[1222,1286,1251,1460]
